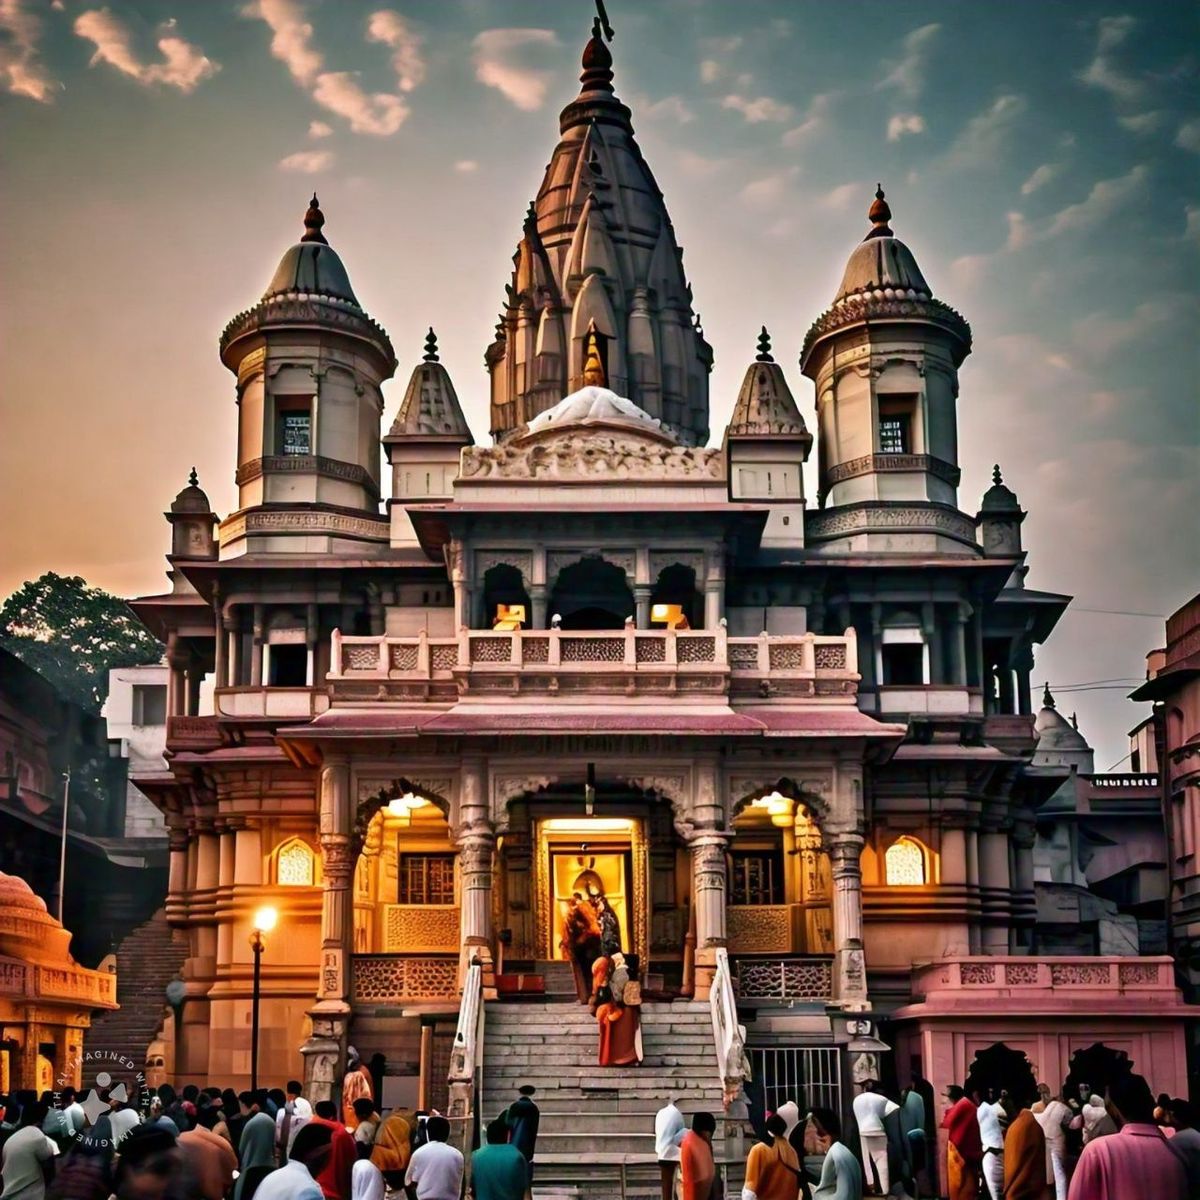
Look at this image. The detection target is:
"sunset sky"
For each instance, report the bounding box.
[2,0,1197,765]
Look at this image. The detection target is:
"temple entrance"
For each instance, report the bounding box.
[544,818,634,962]
[1063,1043,1133,1105]
[963,1043,1039,1107]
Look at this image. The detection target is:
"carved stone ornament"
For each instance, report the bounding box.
[460,434,724,482]
[806,503,978,544]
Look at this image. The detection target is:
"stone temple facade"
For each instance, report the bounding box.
[130,21,1193,1175]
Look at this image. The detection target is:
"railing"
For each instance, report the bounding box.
[165,715,222,749]
[447,959,484,1122]
[910,956,1177,998]
[328,628,859,701]
[709,947,750,1109]
[733,956,834,1002]
[0,956,117,1008]
[350,954,458,1004]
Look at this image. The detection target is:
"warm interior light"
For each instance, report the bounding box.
[493,604,526,631]
[750,791,795,827]
[651,603,686,628]
[253,905,278,933]
[541,817,633,834]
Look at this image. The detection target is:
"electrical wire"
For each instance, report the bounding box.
[1067,607,1165,618]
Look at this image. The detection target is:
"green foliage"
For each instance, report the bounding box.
[0,572,163,712]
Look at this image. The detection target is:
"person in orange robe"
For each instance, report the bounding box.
[744,1113,800,1200]
[590,955,612,1012]
[942,1085,983,1200]
[341,1047,374,1130]
[596,988,640,1066]
[1002,1100,1049,1200]
[680,1112,717,1200]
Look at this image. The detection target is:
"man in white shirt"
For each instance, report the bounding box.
[250,1121,331,1200]
[405,1114,464,1200]
[851,1079,899,1195]
[654,1098,686,1200]
[105,1084,141,1147]
[976,1092,1006,1200]
[58,1089,86,1138]
[1,1099,58,1200]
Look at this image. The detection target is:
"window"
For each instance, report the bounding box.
[885,837,928,886]
[730,850,783,906]
[132,684,167,726]
[398,853,456,905]
[277,839,315,886]
[878,395,916,454]
[269,644,308,687]
[275,397,312,456]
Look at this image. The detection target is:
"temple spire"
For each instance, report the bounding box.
[301,193,327,244]
[1043,682,1056,709]
[756,326,773,363]
[993,463,1003,486]
[188,466,199,487]
[865,183,893,240]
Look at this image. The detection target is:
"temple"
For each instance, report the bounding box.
[128,16,1194,1187]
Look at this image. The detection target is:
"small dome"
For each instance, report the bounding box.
[522,385,675,442]
[170,468,212,514]
[833,186,931,303]
[0,872,50,917]
[979,464,1021,514]
[1033,685,1094,772]
[262,195,360,306]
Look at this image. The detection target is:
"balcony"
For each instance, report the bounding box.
[213,687,329,720]
[328,628,859,703]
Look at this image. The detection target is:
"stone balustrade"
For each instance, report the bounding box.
[0,955,117,1008]
[328,627,858,701]
[213,686,330,720]
[910,956,1178,1002]
[351,953,459,1004]
[732,955,833,1002]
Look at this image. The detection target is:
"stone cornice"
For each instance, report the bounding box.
[826,453,961,487]
[801,294,972,366]
[235,455,379,498]
[219,506,389,545]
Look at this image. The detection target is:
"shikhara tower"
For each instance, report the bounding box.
[127,13,1194,1182]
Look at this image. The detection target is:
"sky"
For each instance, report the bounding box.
[1,0,1197,767]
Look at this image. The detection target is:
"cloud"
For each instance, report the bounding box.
[244,0,411,134]
[366,9,424,92]
[1186,205,1200,244]
[739,166,799,209]
[1078,14,1145,105]
[1070,298,1176,355]
[1020,162,1061,195]
[278,149,333,173]
[1176,118,1200,153]
[781,92,834,146]
[74,8,219,92]
[721,93,793,123]
[308,119,332,138]
[311,71,407,135]
[472,28,559,111]
[243,0,319,85]
[1043,163,1148,239]
[943,93,1026,169]
[638,94,693,123]
[699,59,721,84]
[1,0,58,101]
[821,182,860,211]
[1118,110,1164,134]
[877,23,940,98]
[886,113,925,142]
[454,159,478,173]
[675,149,728,179]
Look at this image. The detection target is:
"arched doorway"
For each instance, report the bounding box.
[963,1043,1039,1107]
[482,563,531,628]
[650,563,700,628]
[549,557,634,630]
[1063,1043,1133,1105]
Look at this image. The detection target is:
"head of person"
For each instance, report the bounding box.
[157,1084,177,1108]
[1037,1082,1052,1103]
[426,1115,451,1144]
[196,1106,220,1131]
[148,1096,164,1119]
[287,1080,303,1101]
[290,1121,334,1179]
[1167,1098,1194,1130]
[61,1086,76,1107]
[238,1090,258,1115]
[347,1046,361,1070]
[809,1106,842,1144]
[220,1088,238,1113]
[691,1111,716,1143]
[20,1099,48,1128]
[518,1085,535,1100]
[765,1113,787,1140]
[353,1098,376,1123]
[315,1100,338,1121]
[486,1117,509,1145]
[945,1085,965,1104]
[114,1125,181,1200]
[181,1085,199,1104]
[861,1079,878,1093]
[268,1088,286,1110]
[1106,1075,1155,1127]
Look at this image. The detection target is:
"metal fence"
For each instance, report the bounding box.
[750,1045,842,1116]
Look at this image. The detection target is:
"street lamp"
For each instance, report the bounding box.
[249,905,277,1093]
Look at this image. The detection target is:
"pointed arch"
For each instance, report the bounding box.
[884,836,930,886]
[273,836,318,886]
[354,777,454,854]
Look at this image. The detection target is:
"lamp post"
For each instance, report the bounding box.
[249,905,277,1093]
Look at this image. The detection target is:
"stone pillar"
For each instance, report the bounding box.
[456,759,496,987]
[250,604,265,687]
[939,824,970,956]
[951,603,969,686]
[689,834,729,999]
[306,603,319,686]
[1011,823,1036,951]
[979,826,1012,954]
[302,756,354,1103]
[828,835,867,1008]
[965,828,981,954]
[703,557,724,630]
[529,584,547,630]
[634,585,652,630]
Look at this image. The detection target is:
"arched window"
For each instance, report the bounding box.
[277,838,315,886]
[884,836,927,886]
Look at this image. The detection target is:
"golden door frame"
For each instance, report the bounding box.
[532,816,648,965]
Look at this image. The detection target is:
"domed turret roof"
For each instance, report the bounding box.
[834,187,931,303]
[0,869,75,964]
[0,871,52,918]
[170,468,212,514]
[263,194,359,306]
[522,385,676,443]
[979,464,1022,514]
[1032,684,1095,773]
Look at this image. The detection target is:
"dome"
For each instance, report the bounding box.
[170,468,212,514]
[0,871,51,918]
[1032,685,1095,773]
[833,185,930,303]
[262,194,360,306]
[521,386,676,443]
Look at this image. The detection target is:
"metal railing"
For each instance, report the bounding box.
[749,1045,842,1117]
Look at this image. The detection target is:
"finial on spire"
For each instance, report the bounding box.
[188,467,199,488]
[301,193,328,244]
[581,319,607,387]
[581,0,614,81]
[865,183,893,240]
[993,464,1003,486]
[1071,712,1079,730]
[1043,682,1055,709]
[756,326,774,363]
[423,328,439,363]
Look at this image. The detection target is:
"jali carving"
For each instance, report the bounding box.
[1004,962,1040,986]
[735,957,832,1001]
[677,637,716,664]
[383,905,460,953]
[351,955,458,1003]
[1050,963,1112,987]
[728,906,791,953]
[960,963,996,985]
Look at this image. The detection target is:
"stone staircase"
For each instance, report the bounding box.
[481,999,744,1198]
[83,909,185,1074]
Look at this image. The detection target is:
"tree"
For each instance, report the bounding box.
[0,572,163,712]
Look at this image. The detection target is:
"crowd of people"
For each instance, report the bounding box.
[0,1072,541,1200]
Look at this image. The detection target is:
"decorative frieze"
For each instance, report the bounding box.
[806,502,978,544]
[826,453,960,487]
[460,436,724,482]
